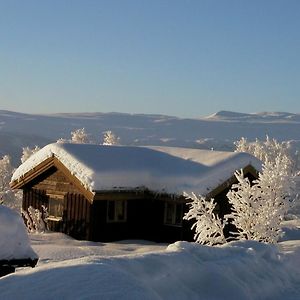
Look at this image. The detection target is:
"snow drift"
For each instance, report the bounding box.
[0,239,299,299]
[0,205,37,260]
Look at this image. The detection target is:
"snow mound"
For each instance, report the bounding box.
[0,240,299,299]
[0,205,37,260]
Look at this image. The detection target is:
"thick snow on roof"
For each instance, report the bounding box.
[0,205,37,260]
[11,143,261,196]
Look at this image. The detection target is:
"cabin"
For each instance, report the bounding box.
[10,143,261,243]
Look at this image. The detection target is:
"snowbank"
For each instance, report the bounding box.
[0,237,299,299]
[0,205,37,260]
[11,143,261,196]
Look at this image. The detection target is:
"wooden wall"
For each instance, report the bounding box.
[23,166,92,240]
[89,197,194,243]
[29,166,82,195]
[20,166,201,243]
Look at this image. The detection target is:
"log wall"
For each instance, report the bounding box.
[23,166,92,240]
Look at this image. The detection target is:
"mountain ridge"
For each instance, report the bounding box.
[1,109,300,166]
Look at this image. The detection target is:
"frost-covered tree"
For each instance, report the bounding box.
[22,205,48,233]
[102,130,120,145]
[0,155,14,204]
[184,192,226,245]
[71,128,90,144]
[0,155,21,210]
[21,145,40,163]
[56,138,68,144]
[235,136,295,173]
[225,170,258,241]
[56,128,90,144]
[235,136,299,212]
[227,154,296,243]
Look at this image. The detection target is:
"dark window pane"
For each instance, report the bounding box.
[116,201,125,221]
[49,198,63,218]
[107,201,115,221]
[175,203,183,225]
[166,203,175,224]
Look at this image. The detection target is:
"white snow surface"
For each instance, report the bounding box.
[0,224,300,299]
[0,205,37,260]
[11,143,261,196]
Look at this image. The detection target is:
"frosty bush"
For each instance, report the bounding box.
[235,136,298,213]
[71,128,90,144]
[227,155,296,243]
[0,155,22,210]
[227,137,297,243]
[56,138,68,143]
[185,136,297,245]
[21,145,40,163]
[226,170,260,241]
[235,136,296,173]
[56,128,91,144]
[22,205,48,233]
[184,192,226,245]
[102,130,120,145]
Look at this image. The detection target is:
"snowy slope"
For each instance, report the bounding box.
[0,228,300,299]
[206,110,300,122]
[1,110,300,165]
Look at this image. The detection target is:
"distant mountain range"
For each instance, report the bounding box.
[1,109,300,166]
[205,110,300,122]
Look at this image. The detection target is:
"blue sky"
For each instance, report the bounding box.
[1,0,299,118]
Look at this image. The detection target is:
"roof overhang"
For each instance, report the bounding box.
[205,164,259,199]
[11,155,259,204]
[10,156,95,203]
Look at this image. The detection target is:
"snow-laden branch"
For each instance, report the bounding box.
[183,192,226,246]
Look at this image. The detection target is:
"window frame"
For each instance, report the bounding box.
[47,194,64,221]
[106,200,127,223]
[164,202,184,227]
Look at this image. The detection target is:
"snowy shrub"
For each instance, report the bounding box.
[185,137,297,245]
[235,136,295,174]
[22,206,48,233]
[0,155,22,210]
[102,130,120,145]
[22,208,34,232]
[184,192,226,246]
[227,155,296,243]
[56,138,68,144]
[235,136,299,214]
[56,128,91,144]
[71,128,90,144]
[21,145,40,163]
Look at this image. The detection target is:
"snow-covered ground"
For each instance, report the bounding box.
[0,221,300,299]
[2,109,300,299]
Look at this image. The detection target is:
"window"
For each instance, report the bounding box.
[107,200,127,222]
[164,202,183,226]
[48,196,64,221]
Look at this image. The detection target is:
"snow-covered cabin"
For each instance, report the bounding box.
[10,143,261,242]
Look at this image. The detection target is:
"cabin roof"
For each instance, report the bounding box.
[11,143,261,196]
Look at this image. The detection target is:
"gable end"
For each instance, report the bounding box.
[10,156,95,203]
